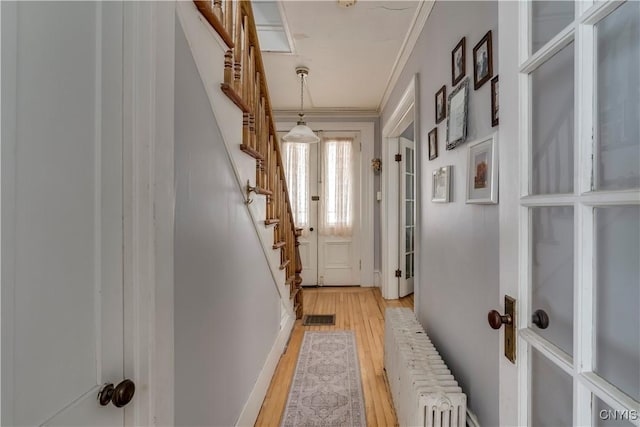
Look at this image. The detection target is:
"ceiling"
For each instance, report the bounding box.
[257,0,423,114]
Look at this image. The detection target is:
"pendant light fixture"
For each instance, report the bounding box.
[282,66,320,144]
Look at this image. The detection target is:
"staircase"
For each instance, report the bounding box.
[180,0,303,319]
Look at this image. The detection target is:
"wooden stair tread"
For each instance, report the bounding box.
[272,241,286,249]
[264,218,279,226]
[279,259,290,270]
[285,275,295,285]
[239,144,264,161]
[221,83,250,113]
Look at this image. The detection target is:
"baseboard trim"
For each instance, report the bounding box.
[235,313,296,427]
[466,408,481,427]
[374,270,381,287]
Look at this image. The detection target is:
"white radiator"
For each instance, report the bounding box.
[385,308,467,427]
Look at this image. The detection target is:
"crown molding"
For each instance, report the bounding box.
[377,0,435,114]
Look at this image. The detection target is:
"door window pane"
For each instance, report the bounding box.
[594,206,640,401]
[531,207,574,356]
[321,138,353,236]
[282,142,310,228]
[596,2,640,191]
[405,200,414,226]
[531,43,575,195]
[531,347,573,427]
[594,396,636,426]
[405,227,413,252]
[532,1,575,53]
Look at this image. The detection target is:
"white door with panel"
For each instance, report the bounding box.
[2,2,131,426]
[399,137,415,297]
[281,132,361,286]
[498,1,640,426]
[317,132,361,286]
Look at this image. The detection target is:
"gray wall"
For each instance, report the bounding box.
[381,2,499,425]
[174,20,281,426]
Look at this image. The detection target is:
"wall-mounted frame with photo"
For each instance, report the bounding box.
[473,30,493,90]
[435,85,446,124]
[451,37,466,86]
[491,75,499,127]
[432,165,452,203]
[466,134,498,204]
[446,78,469,150]
[428,127,438,160]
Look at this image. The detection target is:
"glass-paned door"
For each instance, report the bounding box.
[518,1,640,425]
[399,137,415,297]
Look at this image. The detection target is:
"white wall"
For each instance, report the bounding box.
[381,2,499,425]
[173,21,281,426]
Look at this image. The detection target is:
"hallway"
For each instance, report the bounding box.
[256,287,414,426]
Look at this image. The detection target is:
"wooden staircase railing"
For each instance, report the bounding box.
[194,0,303,319]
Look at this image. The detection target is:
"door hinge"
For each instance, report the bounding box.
[395,153,402,162]
[395,269,402,278]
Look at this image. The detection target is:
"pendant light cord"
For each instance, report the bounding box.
[299,73,305,121]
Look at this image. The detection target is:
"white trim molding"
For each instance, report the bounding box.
[381,74,420,303]
[235,313,295,427]
[122,2,176,426]
[378,1,434,113]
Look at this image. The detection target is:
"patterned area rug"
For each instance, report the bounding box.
[281,331,366,427]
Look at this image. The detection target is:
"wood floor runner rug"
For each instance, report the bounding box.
[281,331,366,427]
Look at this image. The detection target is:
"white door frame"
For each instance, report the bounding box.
[0,2,176,425]
[121,2,176,426]
[276,121,375,287]
[381,74,420,303]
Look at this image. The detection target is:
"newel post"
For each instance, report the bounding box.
[294,228,303,319]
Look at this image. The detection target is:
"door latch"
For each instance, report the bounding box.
[488,295,516,364]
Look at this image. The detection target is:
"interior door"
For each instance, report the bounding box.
[399,137,415,297]
[318,132,361,286]
[498,1,640,425]
[2,2,129,425]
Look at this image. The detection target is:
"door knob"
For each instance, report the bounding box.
[532,309,549,329]
[309,227,314,232]
[488,310,512,329]
[98,379,135,408]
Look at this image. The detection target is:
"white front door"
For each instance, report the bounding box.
[399,137,415,297]
[499,1,640,425]
[317,132,361,286]
[2,2,129,425]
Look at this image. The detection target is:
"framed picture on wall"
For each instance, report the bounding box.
[435,85,446,124]
[446,78,469,150]
[466,135,498,204]
[428,127,438,160]
[491,75,499,127]
[473,30,493,90]
[451,37,466,86]
[432,165,452,203]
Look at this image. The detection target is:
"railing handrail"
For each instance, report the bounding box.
[194,0,303,318]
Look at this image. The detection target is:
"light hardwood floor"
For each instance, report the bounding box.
[255,287,414,427]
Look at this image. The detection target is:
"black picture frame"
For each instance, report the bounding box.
[428,127,438,160]
[491,75,499,127]
[473,30,493,90]
[451,37,466,86]
[435,85,446,124]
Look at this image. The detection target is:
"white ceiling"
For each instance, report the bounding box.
[259,1,422,113]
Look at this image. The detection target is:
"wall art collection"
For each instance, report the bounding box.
[429,29,498,205]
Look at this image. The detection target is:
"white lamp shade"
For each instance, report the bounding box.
[282,124,319,143]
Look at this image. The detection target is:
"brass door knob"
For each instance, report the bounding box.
[488,310,512,329]
[532,309,550,329]
[98,379,135,408]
